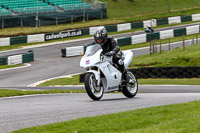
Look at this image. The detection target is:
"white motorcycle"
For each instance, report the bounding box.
[80,44,138,100]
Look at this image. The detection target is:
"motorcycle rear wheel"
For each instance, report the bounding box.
[84,73,104,100]
[122,71,138,98]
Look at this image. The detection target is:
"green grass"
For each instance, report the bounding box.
[0,64,22,69]
[13,100,200,133]
[0,89,85,98]
[1,0,200,38]
[138,78,200,85]
[102,0,200,20]
[130,44,200,68]
[37,75,82,86]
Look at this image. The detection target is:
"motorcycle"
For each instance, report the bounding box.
[145,28,154,33]
[80,44,138,100]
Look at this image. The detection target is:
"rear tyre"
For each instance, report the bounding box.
[122,71,138,98]
[84,73,104,100]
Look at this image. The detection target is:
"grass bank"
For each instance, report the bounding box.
[0,89,85,98]
[130,43,200,68]
[13,100,200,133]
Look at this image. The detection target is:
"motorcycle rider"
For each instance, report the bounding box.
[93,26,130,83]
[145,25,153,33]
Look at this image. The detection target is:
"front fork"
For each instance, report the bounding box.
[87,67,101,86]
[97,68,101,86]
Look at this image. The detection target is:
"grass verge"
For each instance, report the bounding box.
[13,100,200,133]
[0,64,23,70]
[0,89,85,98]
[138,78,200,85]
[130,44,200,68]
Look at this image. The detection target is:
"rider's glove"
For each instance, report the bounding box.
[105,51,114,57]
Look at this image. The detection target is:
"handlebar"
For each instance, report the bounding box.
[100,54,113,64]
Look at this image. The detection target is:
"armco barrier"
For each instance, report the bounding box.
[79,67,200,82]
[0,50,34,65]
[1,13,200,46]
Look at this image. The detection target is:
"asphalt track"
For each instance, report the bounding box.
[1,22,200,87]
[1,92,200,133]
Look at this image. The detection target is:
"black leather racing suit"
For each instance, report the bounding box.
[93,37,126,74]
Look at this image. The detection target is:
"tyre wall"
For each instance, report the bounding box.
[79,67,200,82]
[130,67,200,79]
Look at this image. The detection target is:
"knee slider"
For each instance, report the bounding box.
[118,59,124,65]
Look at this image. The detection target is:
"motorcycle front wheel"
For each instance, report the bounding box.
[122,71,138,98]
[84,73,104,100]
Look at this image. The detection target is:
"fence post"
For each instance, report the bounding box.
[160,39,162,54]
[21,19,23,27]
[152,40,155,54]
[182,35,185,50]
[196,34,198,44]
[192,37,194,45]
[71,15,73,23]
[56,17,58,25]
[87,13,89,21]
[154,39,157,54]
[101,11,103,20]
[39,19,40,27]
[2,20,4,29]
[150,41,152,55]
[168,38,171,50]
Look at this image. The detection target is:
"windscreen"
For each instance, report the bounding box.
[85,44,102,56]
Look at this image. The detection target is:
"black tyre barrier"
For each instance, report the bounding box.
[61,48,66,57]
[130,67,200,79]
[79,67,200,82]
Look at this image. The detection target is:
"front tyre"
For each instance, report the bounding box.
[84,73,104,100]
[122,71,138,98]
